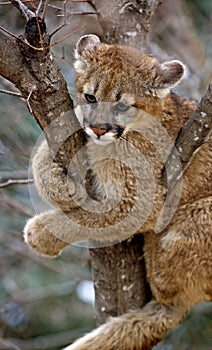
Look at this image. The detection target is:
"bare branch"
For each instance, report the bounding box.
[48,25,86,47]
[0,179,33,188]
[36,0,43,16]
[0,24,47,51]
[10,0,35,20]
[41,0,49,19]
[162,83,212,190]
[0,25,22,41]
[0,0,88,4]
[48,3,96,15]
[0,88,22,98]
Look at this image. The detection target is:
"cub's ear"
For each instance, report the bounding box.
[74,35,101,73]
[76,34,101,56]
[152,60,185,97]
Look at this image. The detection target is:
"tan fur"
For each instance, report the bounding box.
[24,35,211,349]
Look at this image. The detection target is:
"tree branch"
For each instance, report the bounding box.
[0,27,86,170]
[0,89,22,98]
[10,0,35,20]
[162,83,212,190]
[155,83,212,232]
[0,179,33,188]
[90,0,160,48]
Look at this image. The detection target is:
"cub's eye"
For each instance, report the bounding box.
[115,102,131,112]
[85,94,97,103]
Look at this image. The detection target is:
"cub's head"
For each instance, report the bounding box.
[74,35,185,145]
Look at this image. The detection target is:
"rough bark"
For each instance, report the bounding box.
[90,235,151,325]
[90,0,159,48]
[0,26,87,172]
[162,83,212,190]
[156,83,212,232]
[88,0,162,324]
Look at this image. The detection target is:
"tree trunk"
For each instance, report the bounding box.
[89,0,160,324]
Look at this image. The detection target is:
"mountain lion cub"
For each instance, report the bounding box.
[24,35,211,349]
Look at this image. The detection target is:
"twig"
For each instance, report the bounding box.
[26,88,35,114]
[0,0,88,4]
[0,25,23,41]
[0,23,85,51]
[48,3,96,15]
[57,11,96,16]
[0,25,45,51]
[29,1,45,47]
[41,0,49,19]
[50,22,68,39]
[52,50,73,66]
[0,89,23,98]
[10,0,35,20]
[48,25,86,47]
[36,0,43,15]
[49,0,68,37]
[0,178,33,188]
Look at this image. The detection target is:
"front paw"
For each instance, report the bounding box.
[24,213,69,257]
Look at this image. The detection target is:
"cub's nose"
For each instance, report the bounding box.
[90,123,112,137]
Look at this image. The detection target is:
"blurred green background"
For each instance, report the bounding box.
[0,0,211,349]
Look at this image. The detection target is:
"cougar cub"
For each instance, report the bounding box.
[24,35,211,350]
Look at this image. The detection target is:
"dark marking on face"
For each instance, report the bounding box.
[93,82,100,95]
[115,91,123,101]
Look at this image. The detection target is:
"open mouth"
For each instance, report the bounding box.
[85,124,124,144]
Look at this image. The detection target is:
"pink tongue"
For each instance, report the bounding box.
[91,127,107,136]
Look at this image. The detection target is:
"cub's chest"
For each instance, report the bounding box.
[86,137,160,204]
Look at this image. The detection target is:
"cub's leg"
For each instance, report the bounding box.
[31,140,87,209]
[24,206,104,256]
[24,204,133,256]
[24,210,70,257]
[63,300,187,350]
[24,140,91,256]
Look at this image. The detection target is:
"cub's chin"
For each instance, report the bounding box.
[91,138,115,145]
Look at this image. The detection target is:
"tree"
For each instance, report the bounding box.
[0,0,211,349]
